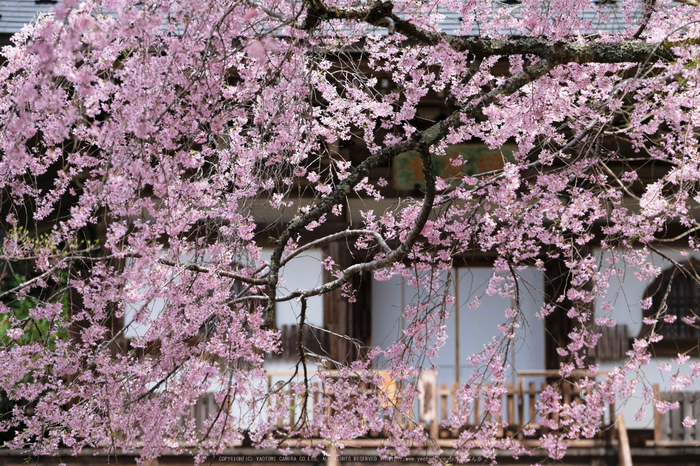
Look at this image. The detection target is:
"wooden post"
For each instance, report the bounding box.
[541,382,550,434]
[314,382,321,437]
[451,382,459,404]
[438,383,448,438]
[288,385,296,427]
[327,446,339,466]
[617,414,633,466]
[454,268,460,384]
[528,382,536,429]
[431,375,439,440]
[484,383,492,424]
[507,382,515,429]
[684,392,692,442]
[653,383,662,442]
[517,377,524,433]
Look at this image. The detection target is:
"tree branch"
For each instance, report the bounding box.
[279,228,392,268]
[302,0,699,63]
[157,258,268,285]
[277,149,436,301]
[451,37,700,63]
[266,58,557,319]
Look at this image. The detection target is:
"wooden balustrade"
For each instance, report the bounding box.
[240,369,613,441]
[651,384,700,445]
[179,370,614,443]
[182,393,219,432]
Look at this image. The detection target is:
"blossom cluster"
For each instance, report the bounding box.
[1,0,700,463]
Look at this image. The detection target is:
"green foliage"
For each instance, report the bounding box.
[0,268,72,445]
[0,272,70,347]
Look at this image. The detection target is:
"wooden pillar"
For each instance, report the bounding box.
[544,256,575,370]
[322,240,371,364]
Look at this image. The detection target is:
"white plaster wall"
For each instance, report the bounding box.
[260,248,324,328]
[124,251,200,339]
[124,298,165,339]
[594,247,700,428]
[455,267,546,381]
[125,249,325,338]
[372,267,546,388]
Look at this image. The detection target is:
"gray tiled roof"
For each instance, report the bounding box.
[0,0,53,36]
[440,5,632,36]
[0,1,637,42]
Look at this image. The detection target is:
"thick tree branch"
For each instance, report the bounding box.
[451,37,700,63]
[303,0,699,63]
[265,137,416,322]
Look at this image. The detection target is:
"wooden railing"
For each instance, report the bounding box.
[197,369,613,442]
[432,370,612,440]
[180,370,614,444]
[652,384,700,445]
[433,380,545,439]
[183,392,220,432]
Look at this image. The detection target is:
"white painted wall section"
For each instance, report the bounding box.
[260,248,324,328]
[594,248,700,428]
[371,267,546,387]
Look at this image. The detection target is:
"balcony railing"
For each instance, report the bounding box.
[184,369,615,447]
[649,384,700,446]
[430,370,613,442]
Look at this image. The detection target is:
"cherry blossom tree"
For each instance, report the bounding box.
[2,0,700,462]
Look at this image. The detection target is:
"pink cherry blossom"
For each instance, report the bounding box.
[1,0,700,463]
[683,417,697,428]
